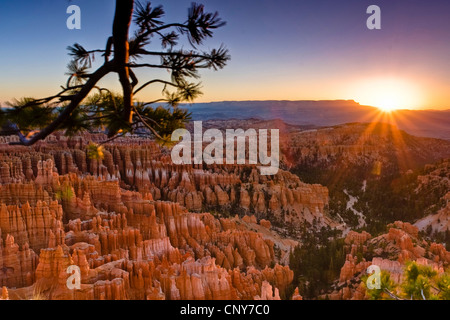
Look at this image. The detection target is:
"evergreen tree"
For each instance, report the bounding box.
[0,1,229,146]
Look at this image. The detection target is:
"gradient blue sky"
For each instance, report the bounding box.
[0,0,449,109]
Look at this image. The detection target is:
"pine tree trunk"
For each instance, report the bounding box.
[112,0,134,131]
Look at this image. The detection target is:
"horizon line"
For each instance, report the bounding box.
[1,98,449,112]
[179,99,450,111]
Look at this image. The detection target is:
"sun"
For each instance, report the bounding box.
[377,105,396,112]
[350,78,423,111]
[373,94,403,112]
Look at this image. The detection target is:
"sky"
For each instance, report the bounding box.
[0,0,449,110]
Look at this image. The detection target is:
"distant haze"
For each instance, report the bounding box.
[183,100,450,140]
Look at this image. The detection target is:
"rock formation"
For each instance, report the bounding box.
[327,223,450,300]
[0,133,303,300]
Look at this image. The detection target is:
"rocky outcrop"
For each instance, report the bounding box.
[0,201,65,251]
[0,233,39,288]
[339,254,371,283]
[1,286,8,300]
[291,287,303,300]
[328,226,450,300]
[344,231,371,246]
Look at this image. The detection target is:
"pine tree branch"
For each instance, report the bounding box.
[141,99,168,106]
[134,23,186,45]
[420,289,426,300]
[127,63,171,69]
[9,62,114,146]
[383,288,403,300]
[104,37,114,62]
[132,105,163,140]
[134,79,178,95]
[129,69,138,89]
[137,50,214,60]
[10,85,85,110]
[99,131,126,145]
